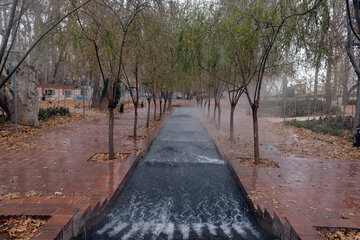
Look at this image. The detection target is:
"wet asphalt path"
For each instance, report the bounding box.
[80,107,275,240]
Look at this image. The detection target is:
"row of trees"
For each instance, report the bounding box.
[2,0,360,163]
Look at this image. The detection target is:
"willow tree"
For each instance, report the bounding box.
[75,0,147,159]
[226,0,323,164]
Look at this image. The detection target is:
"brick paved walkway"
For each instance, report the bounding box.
[201,104,360,240]
[0,103,171,239]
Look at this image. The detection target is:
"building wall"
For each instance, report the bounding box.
[36,85,92,101]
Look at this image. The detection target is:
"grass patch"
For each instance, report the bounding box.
[259,98,341,117]
[285,115,354,140]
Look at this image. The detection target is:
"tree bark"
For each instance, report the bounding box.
[252,106,260,164]
[325,57,333,112]
[217,100,221,129]
[342,61,350,108]
[314,53,321,101]
[159,99,162,119]
[134,103,138,138]
[92,74,102,109]
[146,97,151,128]
[230,104,235,141]
[207,94,211,118]
[109,107,114,160]
[163,97,167,114]
[153,97,157,121]
[282,76,288,121]
[213,100,217,124]
[355,76,360,128]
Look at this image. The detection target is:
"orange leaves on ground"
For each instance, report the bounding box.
[89,153,129,163]
[317,228,360,240]
[237,158,279,168]
[248,190,267,201]
[0,113,92,152]
[0,216,48,240]
[122,135,146,141]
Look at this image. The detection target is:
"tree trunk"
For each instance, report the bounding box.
[207,95,211,118]
[342,60,350,108]
[92,74,102,109]
[217,100,221,129]
[146,98,151,128]
[168,98,171,110]
[252,106,260,164]
[134,103,138,138]
[153,98,157,121]
[355,76,360,129]
[325,57,333,112]
[283,76,288,122]
[230,104,235,141]
[314,53,321,101]
[163,97,167,114]
[213,101,217,123]
[159,99,162,118]
[109,107,114,160]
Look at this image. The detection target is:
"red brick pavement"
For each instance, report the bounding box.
[0,104,172,239]
[201,105,360,239]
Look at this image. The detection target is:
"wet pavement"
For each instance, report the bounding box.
[202,102,360,239]
[0,104,169,239]
[82,108,275,240]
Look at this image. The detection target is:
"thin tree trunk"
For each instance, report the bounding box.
[314,54,321,101]
[230,104,235,140]
[325,56,333,112]
[217,100,221,129]
[213,101,217,123]
[342,60,350,109]
[252,106,260,164]
[207,95,211,118]
[146,98,151,128]
[168,98,171,110]
[109,107,114,160]
[134,104,138,138]
[163,97,167,114]
[132,63,139,138]
[153,97,157,121]
[355,76,360,129]
[283,76,288,122]
[159,99,162,118]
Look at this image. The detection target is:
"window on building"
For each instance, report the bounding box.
[65,90,72,97]
[80,90,88,97]
[45,90,53,96]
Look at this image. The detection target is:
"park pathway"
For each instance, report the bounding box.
[82,108,275,240]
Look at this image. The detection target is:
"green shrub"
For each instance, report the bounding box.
[285,115,354,139]
[38,107,71,121]
[260,98,341,117]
